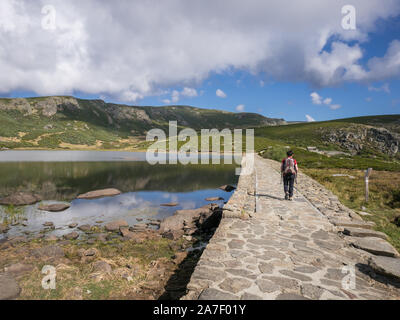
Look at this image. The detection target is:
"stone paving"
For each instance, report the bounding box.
[183,155,400,300]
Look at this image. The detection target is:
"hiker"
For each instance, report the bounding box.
[281,150,298,201]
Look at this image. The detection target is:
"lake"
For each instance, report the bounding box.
[0,151,238,239]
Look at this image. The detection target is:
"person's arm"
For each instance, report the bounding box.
[281,159,285,172]
[294,160,299,174]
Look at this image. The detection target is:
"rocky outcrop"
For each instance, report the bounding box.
[159,204,222,240]
[322,125,400,156]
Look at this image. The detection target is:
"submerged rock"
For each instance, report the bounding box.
[218,185,236,192]
[0,192,40,206]
[205,197,224,201]
[160,202,179,207]
[38,203,70,212]
[77,188,121,200]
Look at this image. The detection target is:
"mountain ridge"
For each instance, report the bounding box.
[0,96,285,150]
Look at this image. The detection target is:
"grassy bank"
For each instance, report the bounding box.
[302,168,400,250]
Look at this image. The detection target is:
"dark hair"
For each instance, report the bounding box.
[287,150,294,157]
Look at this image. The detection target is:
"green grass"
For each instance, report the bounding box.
[303,168,400,251]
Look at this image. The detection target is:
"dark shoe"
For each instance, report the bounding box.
[285,193,289,200]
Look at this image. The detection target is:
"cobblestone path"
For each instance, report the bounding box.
[183,156,400,300]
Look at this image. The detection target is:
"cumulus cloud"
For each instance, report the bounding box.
[236,104,245,112]
[306,115,316,122]
[163,87,197,104]
[1,0,400,101]
[216,89,227,98]
[310,92,323,105]
[311,92,341,110]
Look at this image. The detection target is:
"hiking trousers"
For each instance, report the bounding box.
[283,173,295,197]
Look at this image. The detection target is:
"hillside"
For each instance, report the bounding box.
[0,96,285,150]
[255,115,400,157]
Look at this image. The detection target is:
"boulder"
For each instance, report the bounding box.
[218,185,236,192]
[68,223,78,228]
[159,207,209,233]
[4,263,34,278]
[92,260,112,273]
[77,188,121,200]
[0,273,20,300]
[342,227,388,240]
[368,256,400,280]
[349,237,399,257]
[160,202,179,207]
[31,245,65,259]
[63,232,79,240]
[105,220,128,232]
[120,227,135,239]
[78,224,91,232]
[0,192,40,206]
[38,203,70,212]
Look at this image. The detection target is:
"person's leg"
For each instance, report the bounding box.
[288,174,295,200]
[283,175,289,199]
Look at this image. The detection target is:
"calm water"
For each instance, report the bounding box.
[0,151,238,239]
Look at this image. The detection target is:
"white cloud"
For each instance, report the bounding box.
[310,92,323,105]
[306,115,316,122]
[0,1,400,100]
[236,104,245,112]
[311,92,341,110]
[216,89,227,98]
[368,83,390,93]
[181,87,198,97]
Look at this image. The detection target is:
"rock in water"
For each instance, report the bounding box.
[38,203,70,212]
[105,220,128,232]
[160,202,179,207]
[0,273,21,300]
[0,224,9,233]
[0,192,40,206]
[219,185,236,192]
[77,188,121,200]
[205,197,224,201]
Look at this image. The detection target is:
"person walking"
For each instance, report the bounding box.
[281,150,298,201]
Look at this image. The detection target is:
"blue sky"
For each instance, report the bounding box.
[1,1,400,122]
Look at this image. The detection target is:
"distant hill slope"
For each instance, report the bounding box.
[0,96,285,150]
[255,115,400,159]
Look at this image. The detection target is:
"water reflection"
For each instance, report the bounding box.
[0,152,238,239]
